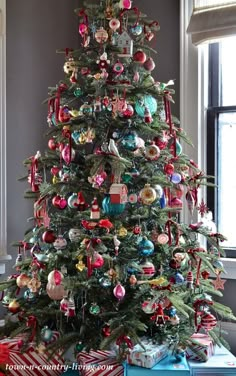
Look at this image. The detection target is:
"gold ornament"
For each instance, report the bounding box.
[76,256,86,272]
[140,184,157,205]
[118,227,128,237]
[137,277,167,286]
[16,273,30,288]
[27,276,41,293]
[69,109,80,117]
[52,176,59,184]
[8,299,20,313]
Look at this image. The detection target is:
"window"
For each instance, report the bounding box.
[0,0,10,271]
[207,38,236,256]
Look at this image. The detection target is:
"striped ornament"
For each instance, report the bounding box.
[0,335,63,376]
[78,350,124,376]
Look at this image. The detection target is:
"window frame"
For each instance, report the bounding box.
[0,0,11,270]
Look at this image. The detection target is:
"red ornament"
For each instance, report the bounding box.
[170,197,183,210]
[81,67,91,75]
[48,138,57,150]
[122,104,134,118]
[169,259,181,270]
[133,50,147,64]
[91,252,104,269]
[42,230,56,244]
[201,270,210,280]
[154,135,168,150]
[52,194,61,208]
[51,166,60,176]
[200,312,217,331]
[164,163,175,175]
[102,325,111,337]
[145,31,154,41]
[133,225,141,235]
[143,57,155,71]
[58,106,71,123]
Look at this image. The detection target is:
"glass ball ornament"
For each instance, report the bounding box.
[42,230,56,244]
[200,312,217,331]
[138,237,154,256]
[175,272,185,284]
[24,289,37,302]
[8,299,20,313]
[16,273,30,288]
[113,283,126,300]
[61,144,76,165]
[80,103,93,115]
[135,95,157,117]
[41,326,53,342]
[133,50,147,63]
[120,104,134,118]
[140,184,157,205]
[69,228,81,242]
[102,194,125,216]
[89,303,101,315]
[121,131,139,151]
[109,18,120,32]
[48,270,64,285]
[53,235,67,251]
[171,173,182,184]
[119,0,132,9]
[143,57,156,72]
[68,193,79,209]
[46,283,66,300]
[74,87,83,97]
[95,27,109,43]
[145,144,160,161]
[58,106,71,123]
[142,300,157,314]
[130,24,143,36]
[168,306,177,317]
[138,260,156,278]
[113,61,124,75]
[99,277,112,288]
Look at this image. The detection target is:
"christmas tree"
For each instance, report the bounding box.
[0,0,235,362]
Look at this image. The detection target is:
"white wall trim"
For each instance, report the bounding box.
[0,0,11,265]
[180,0,236,279]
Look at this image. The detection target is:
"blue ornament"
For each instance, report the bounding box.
[24,289,37,302]
[175,272,185,284]
[99,277,112,288]
[68,193,79,209]
[127,267,138,275]
[171,173,182,184]
[138,237,154,256]
[72,130,81,144]
[130,24,143,36]
[213,259,224,270]
[135,95,157,117]
[159,191,166,209]
[168,307,177,317]
[122,131,139,151]
[102,194,125,216]
[41,326,53,342]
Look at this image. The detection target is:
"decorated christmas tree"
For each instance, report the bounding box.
[0,0,235,364]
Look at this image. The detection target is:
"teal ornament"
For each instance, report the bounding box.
[99,277,112,287]
[130,24,143,36]
[160,191,166,209]
[122,131,139,151]
[80,103,93,115]
[74,87,83,97]
[175,140,182,156]
[68,193,79,209]
[138,237,154,256]
[122,173,132,183]
[41,326,53,342]
[130,167,140,177]
[2,295,11,307]
[135,95,157,117]
[72,130,81,144]
[89,303,101,315]
[35,253,49,263]
[102,194,125,216]
[75,342,84,353]
[168,307,177,317]
[24,289,37,302]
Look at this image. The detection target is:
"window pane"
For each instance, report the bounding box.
[195,0,236,10]
[221,36,236,106]
[218,112,236,247]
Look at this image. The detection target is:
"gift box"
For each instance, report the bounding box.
[78,349,124,376]
[127,340,168,368]
[186,333,215,362]
[126,355,190,375]
[188,345,236,375]
[0,334,64,376]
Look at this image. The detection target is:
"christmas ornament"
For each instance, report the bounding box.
[133,50,147,63]
[201,270,210,280]
[171,173,182,184]
[89,303,101,315]
[130,24,142,36]
[142,300,158,314]
[129,274,137,285]
[42,230,56,244]
[200,312,217,331]
[64,57,77,75]
[109,184,128,204]
[144,107,153,123]
[95,27,108,43]
[109,18,120,31]
[169,259,181,270]
[154,185,163,199]
[143,57,156,71]
[113,61,124,75]
[145,31,155,41]
[113,283,126,300]
[119,226,128,237]
[90,197,100,219]
[27,276,41,293]
[75,256,86,272]
[80,103,93,115]
[119,0,132,9]
[154,134,168,149]
[68,193,79,209]
[16,273,30,288]
[58,106,71,123]
[117,31,133,57]
[170,197,183,210]
[120,104,134,118]
[128,193,138,204]
[138,260,156,278]
[90,252,104,269]
[157,233,169,245]
[186,271,194,289]
[102,325,111,337]
[53,235,67,251]
[150,304,169,326]
[47,283,66,300]
[74,87,83,97]
[102,194,125,216]
[175,272,185,284]
[41,326,53,342]
[69,228,81,242]
[76,192,88,211]
[140,184,157,205]
[96,51,110,71]
[122,131,139,151]
[135,95,157,117]
[212,274,226,290]
[8,299,20,313]
[133,225,141,235]
[48,270,64,285]
[24,289,37,302]
[164,163,175,175]
[138,237,154,256]
[61,144,76,165]
[60,297,69,312]
[48,138,57,150]
[145,144,160,160]
[65,296,76,317]
[99,277,112,287]
[113,235,121,255]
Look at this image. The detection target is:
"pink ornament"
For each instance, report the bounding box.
[47,270,64,285]
[201,312,217,331]
[119,0,132,9]
[61,144,75,164]
[113,283,126,300]
[143,57,156,72]
[109,18,120,32]
[79,23,88,36]
[91,252,104,268]
[133,71,140,83]
[157,233,169,245]
[59,197,68,210]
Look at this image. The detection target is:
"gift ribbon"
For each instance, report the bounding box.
[26,315,37,342]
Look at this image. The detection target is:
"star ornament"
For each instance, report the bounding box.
[212,274,226,290]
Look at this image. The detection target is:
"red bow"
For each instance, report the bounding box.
[116,335,133,349]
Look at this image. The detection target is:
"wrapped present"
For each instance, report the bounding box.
[186,333,215,362]
[78,349,124,376]
[127,340,168,368]
[126,355,190,375]
[0,334,64,376]
[188,345,236,375]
